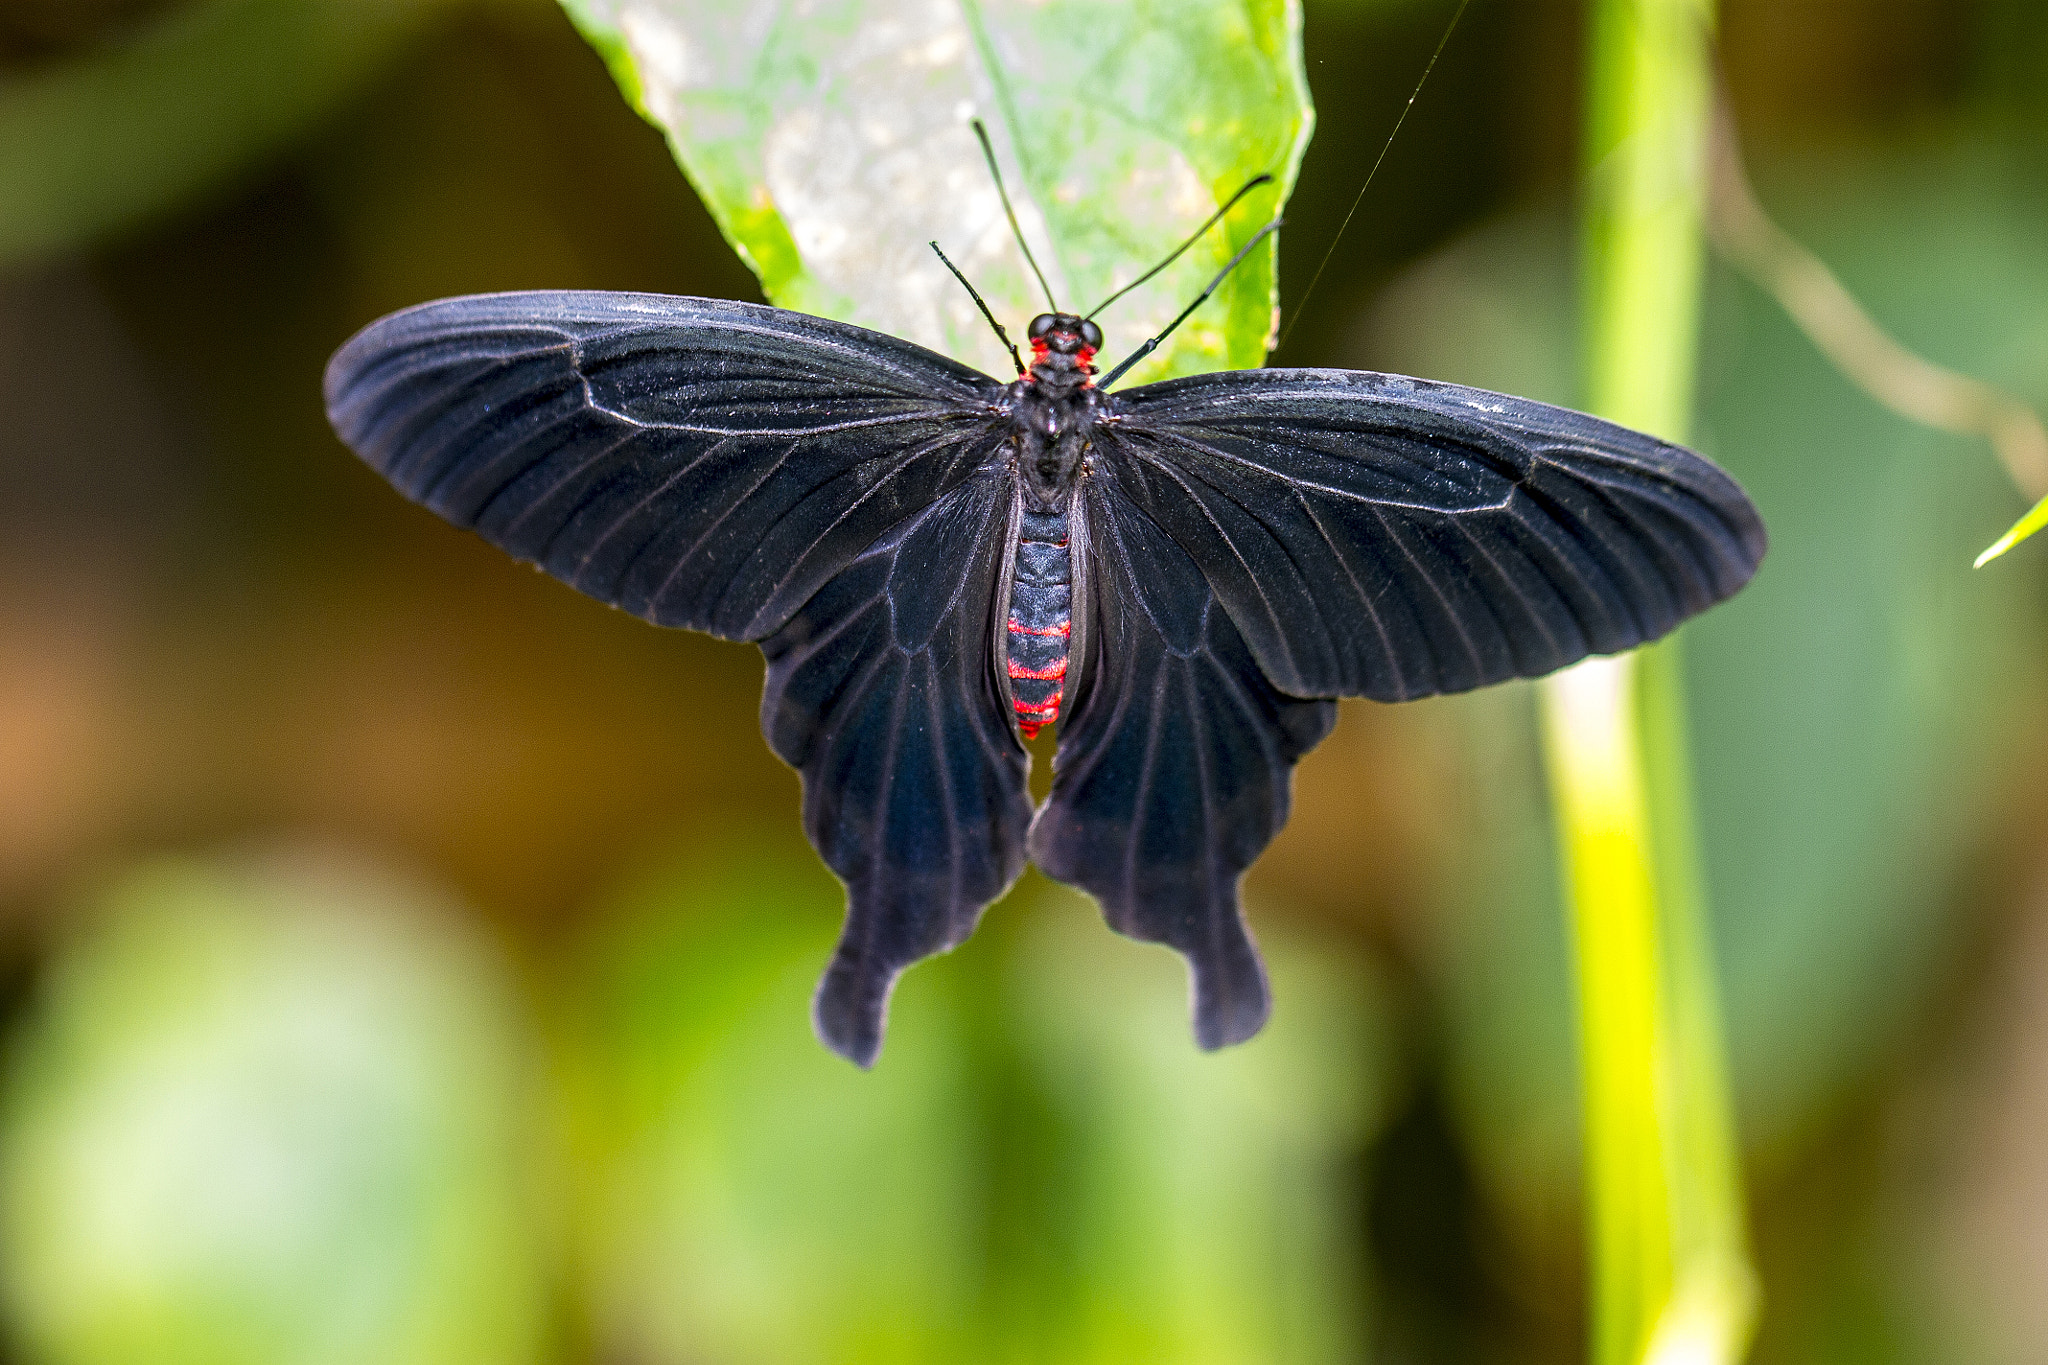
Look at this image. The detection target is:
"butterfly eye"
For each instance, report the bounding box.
[1078,319,1103,350]
[1028,314,1057,340]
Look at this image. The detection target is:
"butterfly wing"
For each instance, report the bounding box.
[1029,471,1337,1050]
[1097,368,1766,700]
[327,291,1028,1066]
[761,470,1031,1067]
[1036,367,1764,1049]
[324,291,1008,642]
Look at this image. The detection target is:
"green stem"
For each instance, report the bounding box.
[1542,0,1758,1361]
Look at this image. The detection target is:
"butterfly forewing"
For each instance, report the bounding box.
[324,291,1008,643]
[1097,368,1767,701]
[1034,367,1764,1044]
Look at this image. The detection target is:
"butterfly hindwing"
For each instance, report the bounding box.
[1100,368,1767,700]
[324,291,1008,642]
[762,470,1031,1066]
[1029,471,1338,1049]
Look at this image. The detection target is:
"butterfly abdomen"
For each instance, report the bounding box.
[1006,508,1072,738]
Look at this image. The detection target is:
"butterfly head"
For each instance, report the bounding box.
[1027,313,1102,368]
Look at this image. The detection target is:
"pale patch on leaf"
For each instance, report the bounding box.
[561,0,1312,386]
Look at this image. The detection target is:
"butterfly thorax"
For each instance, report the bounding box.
[1001,313,1103,736]
[1007,381,1100,512]
[1010,312,1103,514]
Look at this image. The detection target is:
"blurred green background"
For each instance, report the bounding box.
[2,0,2047,1361]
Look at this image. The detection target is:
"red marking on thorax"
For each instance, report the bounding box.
[1027,339,1097,384]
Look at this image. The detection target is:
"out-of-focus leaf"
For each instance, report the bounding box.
[557,833,985,1364]
[1298,0,1450,14]
[0,0,462,267]
[1362,137,2048,1211]
[557,833,1386,1364]
[0,854,547,1365]
[558,0,1312,385]
[997,887,1386,1365]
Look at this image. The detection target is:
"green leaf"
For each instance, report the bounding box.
[556,833,1386,1364]
[0,856,547,1365]
[998,887,1386,1365]
[556,835,987,1363]
[558,0,1313,386]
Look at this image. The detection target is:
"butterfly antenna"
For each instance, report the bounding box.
[1088,173,1277,320]
[972,119,1059,312]
[1098,217,1285,391]
[931,241,1026,375]
[1274,0,1471,354]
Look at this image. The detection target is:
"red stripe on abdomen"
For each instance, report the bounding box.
[1009,690,1062,738]
[1006,509,1073,738]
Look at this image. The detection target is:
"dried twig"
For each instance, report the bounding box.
[1705,93,2048,564]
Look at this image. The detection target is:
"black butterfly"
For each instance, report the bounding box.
[324,278,1763,1066]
